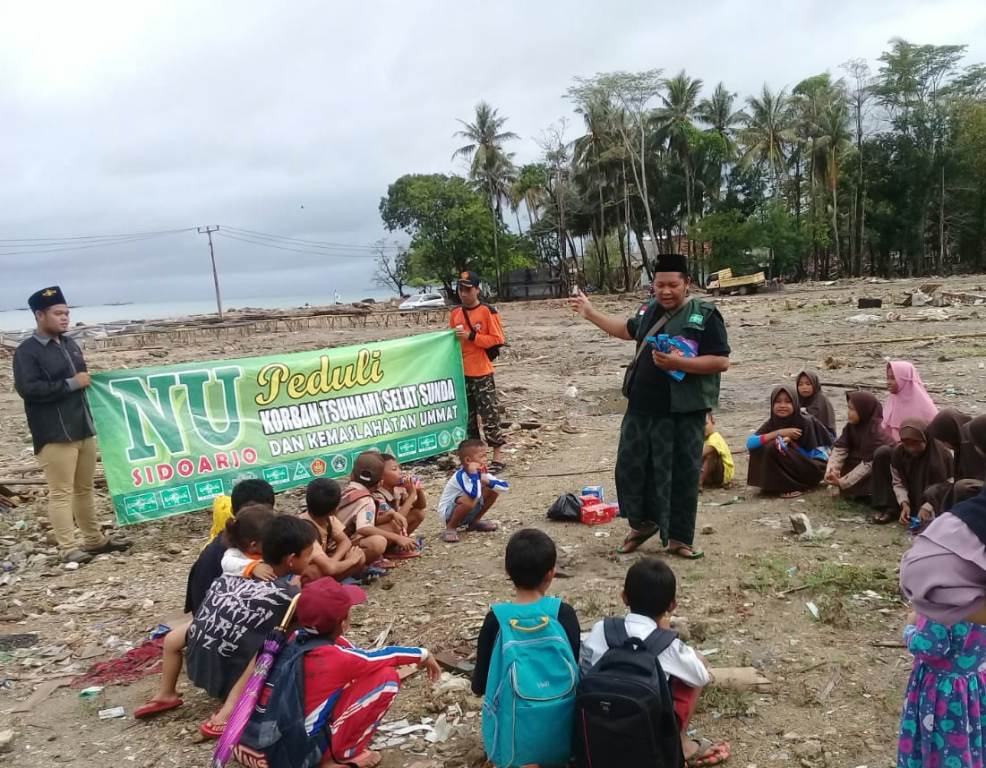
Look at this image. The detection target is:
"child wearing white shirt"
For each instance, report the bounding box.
[581,558,730,768]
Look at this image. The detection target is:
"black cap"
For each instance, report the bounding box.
[654,253,688,275]
[457,271,481,288]
[28,286,67,312]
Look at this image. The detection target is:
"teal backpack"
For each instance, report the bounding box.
[482,596,579,768]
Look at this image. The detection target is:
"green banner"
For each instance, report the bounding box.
[88,330,467,525]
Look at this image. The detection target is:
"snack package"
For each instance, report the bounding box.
[645,334,698,381]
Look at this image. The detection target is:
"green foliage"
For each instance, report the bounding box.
[382,39,986,285]
[379,174,499,291]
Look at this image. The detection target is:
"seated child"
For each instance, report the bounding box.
[374,453,428,538]
[234,576,442,767]
[892,419,953,533]
[438,439,509,543]
[701,413,734,490]
[746,385,831,499]
[581,558,729,767]
[137,504,276,720]
[299,478,365,582]
[473,529,581,768]
[185,478,276,614]
[824,391,894,503]
[334,452,418,565]
[138,514,316,738]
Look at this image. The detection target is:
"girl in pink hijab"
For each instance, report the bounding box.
[883,361,938,441]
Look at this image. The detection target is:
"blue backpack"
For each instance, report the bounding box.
[482,596,579,768]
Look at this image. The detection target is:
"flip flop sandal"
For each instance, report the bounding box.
[686,739,731,767]
[134,697,183,719]
[324,750,383,768]
[871,511,896,525]
[374,558,399,569]
[199,719,225,739]
[467,520,498,532]
[616,522,659,554]
[387,549,423,559]
[488,461,506,473]
[440,529,460,543]
[668,544,705,560]
[780,491,803,499]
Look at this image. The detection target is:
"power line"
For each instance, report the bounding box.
[0,231,191,257]
[0,227,195,245]
[215,230,378,258]
[222,226,402,252]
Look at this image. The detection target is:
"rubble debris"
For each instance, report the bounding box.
[857,298,882,309]
[789,513,813,538]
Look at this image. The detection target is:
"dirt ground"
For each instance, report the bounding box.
[3,276,986,767]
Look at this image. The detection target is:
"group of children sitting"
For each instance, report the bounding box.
[128,431,727,768]
[735,360,985,532]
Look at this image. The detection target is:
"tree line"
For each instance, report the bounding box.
[376,38,986,296]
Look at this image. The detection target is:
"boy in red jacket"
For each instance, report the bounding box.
[296,578,441,766]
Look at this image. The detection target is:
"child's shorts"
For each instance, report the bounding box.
[439,494,484,527]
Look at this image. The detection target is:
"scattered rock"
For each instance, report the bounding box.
[794,740,824,759]
[701,524,715,535]
[63,561,80,571]
[0,729,14,753]
[847,313,881,324]
[790,513,813,538]
[165,543,183,555]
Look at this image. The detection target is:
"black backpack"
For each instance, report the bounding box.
[574,619,684,768]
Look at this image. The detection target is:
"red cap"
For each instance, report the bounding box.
[296,578,367,634]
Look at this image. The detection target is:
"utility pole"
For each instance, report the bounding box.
[197,225,223,321]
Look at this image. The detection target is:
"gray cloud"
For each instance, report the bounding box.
[1,0,984,313]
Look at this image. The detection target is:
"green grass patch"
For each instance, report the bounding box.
[743,556,897,598]
[696,686,755,718]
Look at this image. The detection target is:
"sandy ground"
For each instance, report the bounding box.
[3,276,986,767]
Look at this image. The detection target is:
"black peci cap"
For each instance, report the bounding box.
[28,286,67,312]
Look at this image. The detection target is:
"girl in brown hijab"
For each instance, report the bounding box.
[796,370,836,439]
[747,385,831,498]
[927,409,986,481]
[891,419,953,532]
[824,391,894,501]
[922,413,986,515]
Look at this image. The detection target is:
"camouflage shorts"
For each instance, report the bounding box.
[465,374,504,447]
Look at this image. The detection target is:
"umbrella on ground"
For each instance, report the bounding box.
[211,593,301,768]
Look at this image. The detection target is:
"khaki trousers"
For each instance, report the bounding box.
[38,437,103,552]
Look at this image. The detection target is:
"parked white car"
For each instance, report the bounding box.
[399,293,446,310]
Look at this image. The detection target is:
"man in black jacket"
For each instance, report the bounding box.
[13,286,130,565]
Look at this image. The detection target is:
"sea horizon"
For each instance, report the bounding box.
[0,289,397,333]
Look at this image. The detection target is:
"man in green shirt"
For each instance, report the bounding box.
[570,253,730,558]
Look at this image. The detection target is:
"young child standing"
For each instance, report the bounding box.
[438,439,508,543]
[701,413,734,490]
[300,478,366,582]
[375,453,428,538]
[899,610,986,768]
[473,529,581,768]
[581,558,729,767]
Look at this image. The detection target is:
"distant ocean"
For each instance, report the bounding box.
[0,290,395,332]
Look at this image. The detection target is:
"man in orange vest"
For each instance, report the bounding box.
[449,272,506,470]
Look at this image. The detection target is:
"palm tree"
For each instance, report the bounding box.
[814,98,852,269]
[654,72,704,247]
[573,95,620,287]
[697,83,744,200]
[453,102,519,292]
[739,85,795,196]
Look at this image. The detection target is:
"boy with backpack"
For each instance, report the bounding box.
[578,558,730,768]
[234,576,441,768]
[472,529,581,768]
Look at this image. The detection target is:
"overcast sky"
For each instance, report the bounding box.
[1,0,984,308]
